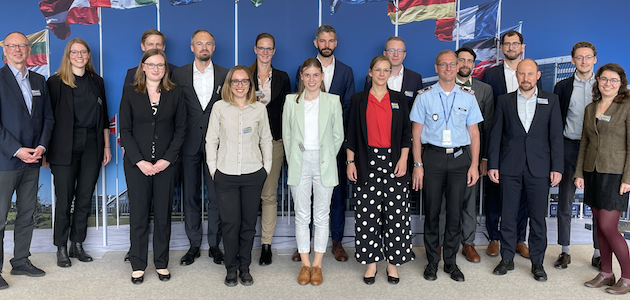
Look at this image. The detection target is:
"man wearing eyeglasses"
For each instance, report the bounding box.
[552,42,600,270]
[410,50,483,282]
[0,32,54,289]
[364,37,423,108]
[171,29,228,266]
[124,29,178,86]
[481,30,540,259]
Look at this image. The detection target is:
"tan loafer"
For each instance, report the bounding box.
[297,266,310,285]
[516,242,530,259]
[310,266,323,286]
[486,240,499,257]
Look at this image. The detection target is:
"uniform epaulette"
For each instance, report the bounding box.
[417,86,432,95]
[459,85,475,95]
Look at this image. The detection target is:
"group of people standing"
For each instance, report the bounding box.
[0,24,629,295]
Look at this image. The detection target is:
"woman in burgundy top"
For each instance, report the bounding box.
[345,55,412,285]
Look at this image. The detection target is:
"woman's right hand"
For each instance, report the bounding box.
[346,163,357,182]
[136,160,155,176]
[574,178,584,190]
[42,156,50,169]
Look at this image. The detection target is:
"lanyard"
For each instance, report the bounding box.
[439,92,456,130]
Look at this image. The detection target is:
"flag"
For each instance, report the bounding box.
[109,116,116,134]
[170,0,202,5]
[0,30,49,78]
[93,0,156,9]
[251,0,266,7]
[387,0,455,25]
[329,0,385,15]
[39,0,99,40]
[461,24,521,78]
[434,0,499,42]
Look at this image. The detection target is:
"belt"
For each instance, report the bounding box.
[564,137,580,142]
[424,144,466,154]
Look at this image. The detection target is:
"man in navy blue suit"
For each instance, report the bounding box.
[293,24,354,262]
[123,29,177,86]
[0,32,54,289]
[488,59,563,282]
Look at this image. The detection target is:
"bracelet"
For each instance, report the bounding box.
[346,160,355,165]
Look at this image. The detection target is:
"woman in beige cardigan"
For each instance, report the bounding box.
[575,63,630,295]
[282,58,344,286]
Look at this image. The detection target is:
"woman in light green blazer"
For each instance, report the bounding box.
[282,58,344,286]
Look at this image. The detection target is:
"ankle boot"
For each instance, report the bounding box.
[57,246,71,267]
[69,242,93,262]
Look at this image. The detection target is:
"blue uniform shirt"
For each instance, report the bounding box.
[410,82,483,147]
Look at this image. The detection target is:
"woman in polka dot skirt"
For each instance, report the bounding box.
[345,55,413,285]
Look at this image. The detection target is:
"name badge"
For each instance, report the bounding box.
[391,102,399,110]
[97,97,102,105]
[600,114,611,122]
[404,91,413,97]
[298,142,305,152]
[537,98,548,104]
[442,129,452,146]
[32,89,41,96]
[255,90,263,97]
[243,127,252,133]
[216,85,222,94]
[454,149,463,158]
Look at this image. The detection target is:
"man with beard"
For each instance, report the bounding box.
[481,30,541,259]
[292,24,355,263]
[437,47,494,263]
[123,29,177,86]
[552,42,600,270]
[171,30,228,266]
[488,59,563,282]
[363,36,423,108]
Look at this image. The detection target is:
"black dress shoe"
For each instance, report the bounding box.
[386,270,399,285]
[292,249,302,262]
[10,261,45,277]
[124,251,130,262]
[157,271,171,282]
[131,272,144,285]
[531,264,547,281]
[180,247,200,265]
[239,271,254,286]
[259,244,272,265]
[209,246,224,265]
[592,256,602,271]
[57,246,71,268]
[69,242,93,262]
[554,252,571,269]
[0,275,8,290]
[493,259,514,275]
[363,270,377,285]
[424,263,438,281]
[444,264,465,282]
[225,272,238,287]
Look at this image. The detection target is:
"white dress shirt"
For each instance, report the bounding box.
[318,56,335,93]
[193,61,215,110]
[387,65,404,92]
[257,69,272,105]
[517,87,538,133]
[303,96,320,150]
[504,62,519,93]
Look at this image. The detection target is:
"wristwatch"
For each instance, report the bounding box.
[346,160,355,165]
[413,162,423,167]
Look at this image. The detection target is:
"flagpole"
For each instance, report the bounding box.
[156,0,161,31]
[116,113,120,228]
[45,29,51,78]
[319,0,322,27]
[394,0,399,37]
[46,28,55,230]
[455,0,460,49]
[495,0,502,66]
[98,7,108,246]
[235,0,239,66]
[518,21,524,59]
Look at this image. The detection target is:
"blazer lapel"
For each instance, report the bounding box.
[499,63,507,96]
[509,93,527,133]
[389,91,400,140]
[186,63,203,112]
[359,92,368,147]
[295,94,305,137]
[211,63,223,106]
[1,66,29,113]
[270,69,281,102]
[319,92,330,142]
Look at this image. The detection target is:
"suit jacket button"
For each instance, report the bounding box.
[151,122,155,126]
[154,135,158,139]
[321,161,324,163]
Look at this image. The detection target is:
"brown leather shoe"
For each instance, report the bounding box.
[606,279,630,295]
[462,244,481,263]
[292,249,301,262]
[332,241,348,262]
[553,252,571,269]
[585,273,616,288]
[486,240,499,257]
[516,242,530,258]
[297,266,310,285]
[310,266,323,286]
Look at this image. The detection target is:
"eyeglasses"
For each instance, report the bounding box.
[143,63,165,70]
[5,44,29,51]
[256,46,274,53]
[437,62,457,68]
[599,77,621,85]
[385,49,405,55]
[574,55,594,61]
[502,42,522,48]
[231,79,250,86]
[70,50,88,56]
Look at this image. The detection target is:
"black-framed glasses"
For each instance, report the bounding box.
[256,46,274,53]
[231,79,250,86]
[502,42,521,48]
[599,77,621,85]
[143,63,166,70]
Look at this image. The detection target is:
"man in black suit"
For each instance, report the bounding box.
[171,29,228,266]
[0,32,54,289]
[488,59,563,281]
[552,41,600,270]
[364,36,423,108]
[481,30,538,258]
[124,29,177,86]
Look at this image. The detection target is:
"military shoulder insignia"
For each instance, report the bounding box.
[417,86,432,95]
[459,85,475,95]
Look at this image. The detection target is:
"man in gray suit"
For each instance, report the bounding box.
[0,32,54,289]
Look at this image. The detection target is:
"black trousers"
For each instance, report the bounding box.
[51,128,101,246]
[125,160,179,271]
[423,145,471,265]
[182,148,222,248]
[214,168,266,274]
[484,179,528,242]
[500,167,549,265]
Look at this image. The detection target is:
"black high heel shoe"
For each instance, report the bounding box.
[386,269,400,285]
[131,271,144,285]
[363,270,377,285]
[157,270,171,282]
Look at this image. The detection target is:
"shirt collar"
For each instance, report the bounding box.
[435,81,460,96]
[317,55,335,68]
[574,72,595,84]
[8,63,28,80]
[455,76,471,86]
[517,87,538,100]
[193,61,214,74]
[504,62,516,72]
[391,65,404,79]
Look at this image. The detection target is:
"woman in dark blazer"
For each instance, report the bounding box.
[120,49,186,284]
[248,33,291,265]
[346,55,413,285]
[44,38,110,268]
[575,63,630,295]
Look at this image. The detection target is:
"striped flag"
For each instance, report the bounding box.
[109,116,116,134]
[39,0,99,40]
[435,0,499,42]
[0,30,49,78]
[93,0,156,9]
[388,0,455,25]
